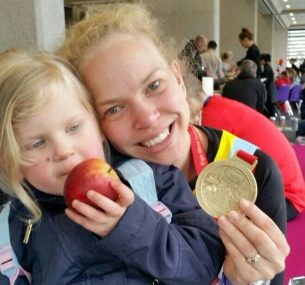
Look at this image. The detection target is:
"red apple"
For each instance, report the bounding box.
[64,158,120,210]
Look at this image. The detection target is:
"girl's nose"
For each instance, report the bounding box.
[53,141,75,161]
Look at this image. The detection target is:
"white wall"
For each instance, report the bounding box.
[257,12,273,55]
[0,0,65,52]
[220,0,257,64]
[143,0,214,49]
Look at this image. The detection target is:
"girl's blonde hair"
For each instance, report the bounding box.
[0,50,95,221]
[57,3,178,71]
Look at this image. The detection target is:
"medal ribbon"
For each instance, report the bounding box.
[237,149,257,164]
[188,126,258,175]
[187,125,209,175]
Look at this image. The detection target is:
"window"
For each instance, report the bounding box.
[287,29,305,66]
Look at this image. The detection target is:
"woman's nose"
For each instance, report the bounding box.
[132,102,160,130]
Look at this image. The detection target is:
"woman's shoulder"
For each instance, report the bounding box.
[253,148,282,183]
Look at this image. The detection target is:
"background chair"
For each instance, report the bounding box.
[277,85,293,116]
[277,85,291,101]
[289,84,302,115]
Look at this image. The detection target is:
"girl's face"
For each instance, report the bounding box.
[16,87,105,196]
[80,34,191,168]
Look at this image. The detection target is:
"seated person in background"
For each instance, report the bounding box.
[201,40,224,80]
[222,59,267,114]
[184,72,305,221]
[180,34,208,80]
[275,70,291,87]
[287,67,300,89]
[221,50,236,79]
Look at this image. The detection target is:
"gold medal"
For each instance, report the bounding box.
[195,155,257,218]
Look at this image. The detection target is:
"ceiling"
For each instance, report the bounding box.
[64,0,305,29]
[258,0,305,29]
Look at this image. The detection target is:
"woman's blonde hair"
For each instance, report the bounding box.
[57,3,178,70]
[0,50,95,221]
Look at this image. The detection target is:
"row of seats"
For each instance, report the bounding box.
[277,84,303,116]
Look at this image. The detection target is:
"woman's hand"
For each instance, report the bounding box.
[217,199,290,285]
[65,180,134,237]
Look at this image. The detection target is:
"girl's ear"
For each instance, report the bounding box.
[171,60,186,92]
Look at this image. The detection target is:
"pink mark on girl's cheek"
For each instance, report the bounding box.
[21,157,53,190]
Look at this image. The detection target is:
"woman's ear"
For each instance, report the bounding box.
[171,60,186,92]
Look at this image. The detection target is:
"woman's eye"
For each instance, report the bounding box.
[68,123,81,132]
[106,105,122,115]
[148,80,161,91]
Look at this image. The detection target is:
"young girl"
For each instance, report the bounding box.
[57,4,289,285]
[0,51,224,284]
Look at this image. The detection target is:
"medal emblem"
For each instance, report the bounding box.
[195,156,257,218]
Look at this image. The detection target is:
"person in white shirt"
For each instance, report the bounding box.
[201,40,224,80]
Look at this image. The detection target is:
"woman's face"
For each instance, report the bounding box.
[80,34,191,168]
[239,38,249,48]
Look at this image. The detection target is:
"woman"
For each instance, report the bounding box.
[57,4,289,285]
[237,27,261,78]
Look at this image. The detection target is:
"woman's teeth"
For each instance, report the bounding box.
[142,128,170,147]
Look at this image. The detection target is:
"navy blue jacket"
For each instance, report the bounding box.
[1,156,225,285]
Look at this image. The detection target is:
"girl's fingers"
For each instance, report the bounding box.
[110,180,135,207]
[85,181,134,212]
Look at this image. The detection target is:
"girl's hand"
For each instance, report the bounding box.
[218,199,290,285]
[65,180,134,237]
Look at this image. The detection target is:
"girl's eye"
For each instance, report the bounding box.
[148,80,160,91]
[68,123,81,132]
[32,139,45,149]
